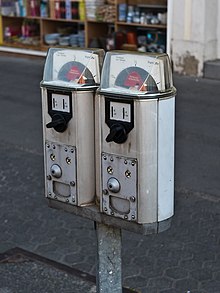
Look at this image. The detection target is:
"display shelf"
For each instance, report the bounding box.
[2,41,41,51]
[116,21,166,29]
[0,0,168,55]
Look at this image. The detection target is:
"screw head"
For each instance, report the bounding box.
[66,199,69,203]
[131,215,135,220]
[66,157,71,164]
[111,211,114,216]
[50,154,56,161]
[124,215,128,220]
[125,170,131,178]
[104,207,108,212]
[70,181,75,186]
[107,166,113,174]
[130,196,135,202]
[47,175,52,180]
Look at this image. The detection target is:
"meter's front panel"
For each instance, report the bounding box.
[45,141,77,204]
[42,87,96,207]
[96,95,159,224]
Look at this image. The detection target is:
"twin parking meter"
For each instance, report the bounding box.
[41,48,176,230]
[41,48,104,207]
[41,49,176,292]
[96,51,176,226]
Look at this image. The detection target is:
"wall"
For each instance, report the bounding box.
[170,0,219,76]
[218,0,220,58]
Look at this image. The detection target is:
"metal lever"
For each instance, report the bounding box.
[46,114,67,133]
[106,124,128,144]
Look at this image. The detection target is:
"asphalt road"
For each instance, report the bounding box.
[0,54,219,293]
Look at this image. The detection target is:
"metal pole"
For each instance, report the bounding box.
[96,222,122,293]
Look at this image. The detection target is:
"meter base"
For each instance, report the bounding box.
[47,199,171,235]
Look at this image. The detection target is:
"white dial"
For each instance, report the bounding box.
[108,53,165,92]
[52,50,100,83]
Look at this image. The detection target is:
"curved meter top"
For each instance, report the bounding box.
[41,48,104,89]
[100,51,174,97]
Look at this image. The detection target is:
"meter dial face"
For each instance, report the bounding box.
[108,54,165,92]
[115,67,157,92]
[52,50,100,84]
[57,61,94,84]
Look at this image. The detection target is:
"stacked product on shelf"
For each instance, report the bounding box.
[44,30,85,47]
[85,0,105,20]
[50,0,85,20]
[1,0,26,16]
[85,0,115,22]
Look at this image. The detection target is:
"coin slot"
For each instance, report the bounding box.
[110,196,130,215]
[53,181,71,198]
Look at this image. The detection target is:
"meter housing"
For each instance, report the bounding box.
[96,51,176,225]
[41,48,104,207]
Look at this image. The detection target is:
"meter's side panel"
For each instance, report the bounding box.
[136,100,158,224]
[157,97,175,221]
[95,94,102,204]
[42,87,48,200]
[75,91,95,205]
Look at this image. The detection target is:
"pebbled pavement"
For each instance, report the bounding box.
[0,54,219,292]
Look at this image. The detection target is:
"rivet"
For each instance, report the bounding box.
[124,215,128,220]
[131,160,136,166]
[47,175,52,180]
[103,155,107,160]
[52,145,56,149]
[48,192,52,196]
[54,195,57,199]
[110,157,114,162]
[111,211,114,216]
[65,147,68,152]
[124,160,127,164]
[72,198,75,202]
[71,148,74,153]
[104,207,108,212]
[66,199,69,203]
[46,144,50,148]
[131,215,135,220]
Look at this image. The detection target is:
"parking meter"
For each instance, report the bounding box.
[96,51,176,225]
[41,48,104,206]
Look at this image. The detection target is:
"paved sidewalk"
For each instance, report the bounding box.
[0,54,219,293]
